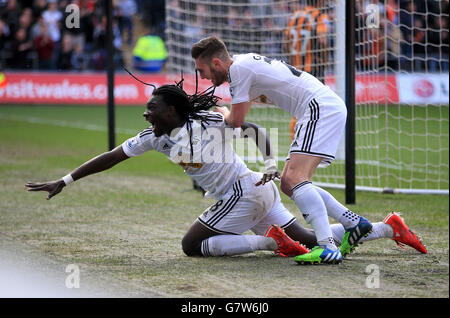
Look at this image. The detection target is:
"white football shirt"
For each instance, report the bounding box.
[122,111,251,200]
[228,53,337,119]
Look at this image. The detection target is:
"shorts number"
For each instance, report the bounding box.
[209,200,223,212]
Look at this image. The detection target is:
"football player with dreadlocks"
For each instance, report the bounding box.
[25,73,427,259]
[191,36,427,263]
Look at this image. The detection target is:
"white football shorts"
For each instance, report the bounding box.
[197,172,296,235]
[286,93,347,166]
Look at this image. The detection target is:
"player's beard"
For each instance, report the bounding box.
[211,67,228,86]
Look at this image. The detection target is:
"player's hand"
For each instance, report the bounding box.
[255,159,280,186]
[25,179,66,200]
[213,105,230,116]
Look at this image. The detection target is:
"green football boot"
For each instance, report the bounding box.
[294,245,343,265]
[340,216,373,257]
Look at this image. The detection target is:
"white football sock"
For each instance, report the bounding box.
[330,223,346,246]
[314,186,360,229]
[201,235,277,257]
[330,222,394,246]
[360,222,394,242]
[291,181,337,250]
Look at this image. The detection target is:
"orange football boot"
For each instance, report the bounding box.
[264,224,310,257]
[383,212,427,254]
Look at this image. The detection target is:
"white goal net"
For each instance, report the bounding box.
[165,0,449,194]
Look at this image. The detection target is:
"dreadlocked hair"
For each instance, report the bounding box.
[152,77,221,122]
[123,65,222,157]
[152,78,222,157]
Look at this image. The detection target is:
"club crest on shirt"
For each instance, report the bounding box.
[127,137,138,149]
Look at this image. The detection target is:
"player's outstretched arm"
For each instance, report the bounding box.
[240,121,280,186]
[25,145,129,200]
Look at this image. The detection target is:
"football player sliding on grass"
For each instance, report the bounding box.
[26,79,427,262]
[192,36,370,264]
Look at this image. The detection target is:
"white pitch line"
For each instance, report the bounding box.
[0,113,139,135]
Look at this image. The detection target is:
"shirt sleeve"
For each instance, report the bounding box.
[121,128,157,157]
[229,62,254,105]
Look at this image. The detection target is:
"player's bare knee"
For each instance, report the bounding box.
[280,175,294,196]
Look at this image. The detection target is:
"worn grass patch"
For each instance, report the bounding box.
[0,108,448,298]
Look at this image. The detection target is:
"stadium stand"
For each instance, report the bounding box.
[0,0,166,71]
[0,0,447,73]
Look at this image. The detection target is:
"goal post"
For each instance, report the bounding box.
[352,0,449,195]
[345,0,356,204]
[165,0,449,195]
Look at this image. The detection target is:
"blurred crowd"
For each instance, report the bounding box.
[355,0,449,72]
[166,0,299,65]
[166,0,449,73]
[0,0,145,71]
